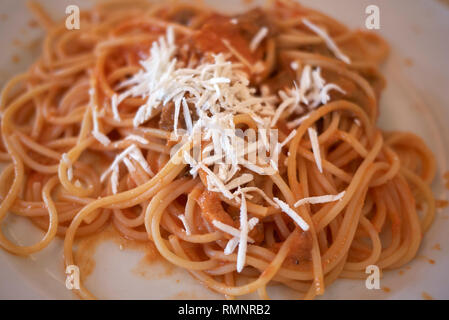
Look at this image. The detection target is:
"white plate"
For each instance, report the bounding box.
[0,0,448,300]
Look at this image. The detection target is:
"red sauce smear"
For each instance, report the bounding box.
[422,292,433,300]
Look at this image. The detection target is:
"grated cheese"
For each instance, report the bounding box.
[248,217,259,230]
[273,197,310,231]
[123,157,136,172]
[320,83,346,104]
[280,129,297,148]
[249,27,269,52]
[101,144,152,193]
[178,214,192,235]
[62,153,73,181]
[92,131,111,146]
[106,26,351,267]
[90,88,111,146]
[101,144,136,182]
[224,237,239,255]
[224,217,259,256]
[302,18,351,64]
[125,134,149,145]
[128,145,153,176]
[294,191,346,208]
[111,94,121,122]
[111,166,119,194]
[112,28,276,203]
[212,220,255,243]
[95,18,358,268]
[237,191,248,272]
[224,174,254,191]
[308,127,323,173]
[235,187,277,208]
[272,65,344,127]
[287,113,310,129]
[200,163,235,200]
[181,98,193,133]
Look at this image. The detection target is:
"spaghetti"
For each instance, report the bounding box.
[0,0,436,300]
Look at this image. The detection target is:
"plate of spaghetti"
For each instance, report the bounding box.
[0,0,448,300]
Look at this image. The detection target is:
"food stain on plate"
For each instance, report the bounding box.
[436,199,448,209]
[415,255,436,265]
[11,54,20,64]
[131,245,175,280]
[75,226,174,282]
[170,291,201,299]
[422,291,434,300]
[404,58,414,67]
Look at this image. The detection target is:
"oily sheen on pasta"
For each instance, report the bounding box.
[0,0,436,300]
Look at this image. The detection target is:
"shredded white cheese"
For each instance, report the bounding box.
[125,134,149,145]
[127,145,153,176]
[181,98,193,133]
[294,191,346,208]
[92,131,111,146]
[123,157,136,173]
[111,166,119,194]
[237,191,248,273]
[224,237,239,255]
[287,113,310,130]
[248,217,259,230]
[178,214,191,235]
[111,94,121,122]
[237,187,278,208]
[224,217,259,256]
[249,27,269,52]
[273,197,310,231]
[224,174,254,191]
[106,27,350,269]
[211,220,255,243]
[272,66,344,127]
[62,153,73,181]
[98,23,354,268]
[308,127,323,173]
[320,83,346,104]
[113,28,278,204]
[90,88,111,146]
[280,129,297,148]
[302,18,351,64]
[101,144,153,193]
